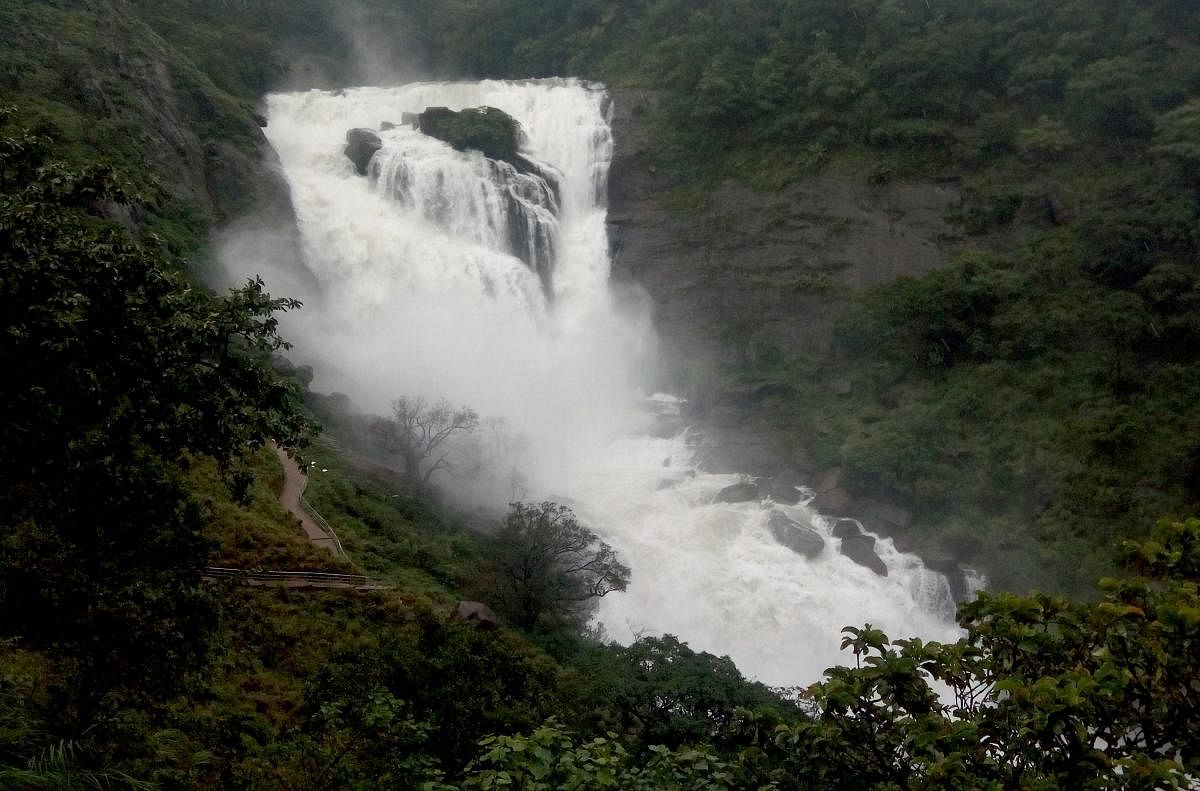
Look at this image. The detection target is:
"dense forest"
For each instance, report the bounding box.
[2,0,1200,787]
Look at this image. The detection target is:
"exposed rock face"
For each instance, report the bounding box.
[848,497,916,552]
[767,511,824,558]
[451,600,499,629]
[831,519,862,539]
[839,533,889,576]
[608,89,971,373]
[695,426,785,475]
[5,1,298,232]
[605,88,984,583]
[766,468,803,504]
[715,482,760,504]
[829,521,888,575]
[811,487,853,513]
[814,468,844,494]
[922,555,973,602]
[344,128,383,176]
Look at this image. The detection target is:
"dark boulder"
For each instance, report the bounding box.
[767,511,824,558]
[831,518,862,539]
[380,121,397,131]
[715,482,760,504]
[811,486,852,513]
[767,468,803,504]
[922,555,972,603]
[344,128,382,176]
[847,498,916,553]
[451,600,499,629]
[840,534,888,576]
[814,467,844,494]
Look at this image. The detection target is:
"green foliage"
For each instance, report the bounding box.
[301,439,477,593]
[564,635,786,749]
[449,518,1200,790]
[398,0,1200,185]
[1017,116,1078,161]
[0,113,312,745]
[478,502,630,632]
[459,720,741,790]
[194,448,350,573]
[420,107,523,165]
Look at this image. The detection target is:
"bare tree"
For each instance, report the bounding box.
[370,396,479,488]
[481,501,630,632]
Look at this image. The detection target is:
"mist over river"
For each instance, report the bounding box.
[225,79,961,685]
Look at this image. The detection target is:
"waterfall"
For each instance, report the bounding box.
[241,78,962,686]
[371,135,560,293]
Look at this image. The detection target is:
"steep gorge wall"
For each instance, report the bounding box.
[3,1,298,245]
[608,89,969,381]
[606,89,982,567]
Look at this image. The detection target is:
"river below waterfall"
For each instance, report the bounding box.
[229,78,962,686]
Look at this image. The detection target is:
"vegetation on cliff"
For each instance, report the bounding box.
[398,0,1200,594]
[4,0,1200,786]
[419,106,523,165]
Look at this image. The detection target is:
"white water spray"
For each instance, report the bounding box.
[236,79,961,686]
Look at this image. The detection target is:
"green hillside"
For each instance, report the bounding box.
[2,0,1200,786]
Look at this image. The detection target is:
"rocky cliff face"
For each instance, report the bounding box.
[608,89,969,375]
[5,1,297,235]
[606,89,982,593]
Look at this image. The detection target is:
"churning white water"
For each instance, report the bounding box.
[242,79,962,686]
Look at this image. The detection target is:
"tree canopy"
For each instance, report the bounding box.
[480,501,630,632]
[0,107,312,737]
[370,396,480,489]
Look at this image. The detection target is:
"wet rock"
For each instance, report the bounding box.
[855,498,913,531]
[814,467,844,493]
[715,482,760,504]
[344,128,382,176]
[380,120,397,131]
[696,426,782,476]
[839,534,888,576]
[848,497,916,552]
[767,468,803,504]
[922,554,972,602]
[451,600,499,629]
[831,518,862,539]
[767,511,824,558]
[811,486,852,513]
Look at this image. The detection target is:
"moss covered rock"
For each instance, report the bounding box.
[418,106,521,165]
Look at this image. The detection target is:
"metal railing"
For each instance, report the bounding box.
[300,493,347,559]
[202,566,389,589]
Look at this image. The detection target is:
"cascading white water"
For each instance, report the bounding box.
[238,78,963,686]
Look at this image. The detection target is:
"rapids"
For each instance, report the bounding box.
[238,78,963,686]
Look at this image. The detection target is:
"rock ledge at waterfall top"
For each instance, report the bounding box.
[417,106,522,166]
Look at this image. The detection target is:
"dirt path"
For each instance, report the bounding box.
[273,444,341,556]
